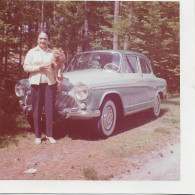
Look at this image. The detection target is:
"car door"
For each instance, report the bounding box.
[121,54,147,113]
[138,56,156,107]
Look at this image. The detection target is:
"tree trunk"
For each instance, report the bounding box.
[41,0,44,30]
[19,22,23,77]
[4,28,8,76]
[77,28,83,53]
[113,1,120,50]
[0,26,4,76]
[124,3,133,50]
[83,0,89,51]
[53,4,56,23]
[0,48,2,72]
[37,1,44,32]
[28,20,33,50]
[28,1,34,48]
[0,48,4,79]
[123,35,128,50]
[4,49,8,76]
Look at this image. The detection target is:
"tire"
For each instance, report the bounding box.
[95,98,117,138]
[152,93,161,117]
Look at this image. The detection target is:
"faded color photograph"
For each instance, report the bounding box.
[0,0,180,181]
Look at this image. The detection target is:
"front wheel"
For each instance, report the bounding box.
[95,98,117,138]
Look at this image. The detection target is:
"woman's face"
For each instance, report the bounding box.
[37,32,48,49]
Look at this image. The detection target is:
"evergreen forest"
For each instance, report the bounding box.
[0,0,179,91]
[0,0,180,136]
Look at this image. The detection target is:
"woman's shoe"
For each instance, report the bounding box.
[35,138,41,144]
[46,137,56,144]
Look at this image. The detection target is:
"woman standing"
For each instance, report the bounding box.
[23,31,57,144]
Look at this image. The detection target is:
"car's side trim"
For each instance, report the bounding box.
[91,83,140,90]
[125,105,154,116]
[125,100,154,109]
[124,100,154,115]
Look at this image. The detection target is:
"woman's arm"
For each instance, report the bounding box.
[23,50,40,73]
[23,49,52,73]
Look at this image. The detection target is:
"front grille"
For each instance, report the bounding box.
[55,93,78,111]
[24,92,78,111]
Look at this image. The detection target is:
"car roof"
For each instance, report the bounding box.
[78,50,148,59]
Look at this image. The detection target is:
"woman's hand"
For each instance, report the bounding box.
[39,64,51,71]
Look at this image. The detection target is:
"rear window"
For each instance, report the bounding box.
[139,57,152,74]
[122,55,138,73]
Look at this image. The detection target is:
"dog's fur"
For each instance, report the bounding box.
[51,47,66,91]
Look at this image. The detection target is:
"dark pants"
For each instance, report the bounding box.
[31,83,56,138]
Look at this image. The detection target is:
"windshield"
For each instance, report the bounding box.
[67,52,121,72]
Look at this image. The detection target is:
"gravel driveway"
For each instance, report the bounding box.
[0,95,180,180]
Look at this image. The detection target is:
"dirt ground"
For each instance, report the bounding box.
[0,95,180,180]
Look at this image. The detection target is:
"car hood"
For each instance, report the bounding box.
[62,69,120,88]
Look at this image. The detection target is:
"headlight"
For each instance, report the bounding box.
[74,82,89,101]
[15,82,25,97]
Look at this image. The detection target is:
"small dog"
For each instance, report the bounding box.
[51,47,66,91]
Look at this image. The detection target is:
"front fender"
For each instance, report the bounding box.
[99,90,121,108]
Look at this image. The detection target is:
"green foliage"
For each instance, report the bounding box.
[83,166,98,180]
[0,1,179,92]
[117,1,180,91]
[0,79,30,137]
[0,80,18,135]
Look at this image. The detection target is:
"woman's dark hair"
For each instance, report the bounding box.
[37,30,50,41]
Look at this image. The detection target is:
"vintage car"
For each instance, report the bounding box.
[15,50,167,137]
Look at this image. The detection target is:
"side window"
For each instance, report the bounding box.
[139,58,152,74]
[122,55,138,73]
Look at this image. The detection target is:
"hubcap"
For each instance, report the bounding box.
[103,106,114,130]
[154,95,160,115]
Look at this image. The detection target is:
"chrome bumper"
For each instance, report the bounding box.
[58,109,100,119]
[22,105,100,120]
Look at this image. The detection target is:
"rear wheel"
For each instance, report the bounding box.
[152,93,161,117]
[95,98,117,138]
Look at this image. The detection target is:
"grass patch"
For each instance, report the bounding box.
[0,113,30,148]
[0,135,19,149]
[83,166,109,180]
[154,127,171,134]
[64,135,72,140]
[83,166,98,180]
[0,83,19,136]
[106,142,129,157]
[15,114,30,129]
[170,118,180,125]
[0,79,31,147]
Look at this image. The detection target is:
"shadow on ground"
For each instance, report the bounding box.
[54,108,169,141]
[114,108,168,136]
